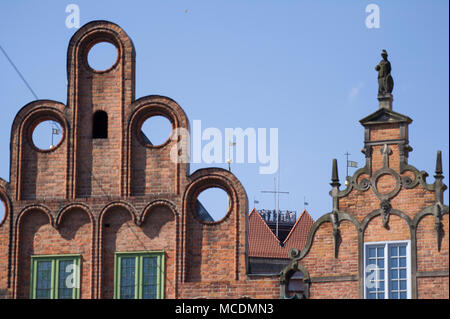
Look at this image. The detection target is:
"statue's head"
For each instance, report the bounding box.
[381,50,388,59]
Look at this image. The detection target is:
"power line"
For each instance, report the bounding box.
[0,44,39,100]
[1,44,60,147]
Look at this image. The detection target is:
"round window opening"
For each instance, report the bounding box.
[32,120,63,151]
[0,199,5,225]
[140,115,172,147]
[196,187,230,222]
[87,42,118,72]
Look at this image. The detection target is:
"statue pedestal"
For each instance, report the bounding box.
[378,93,393,110]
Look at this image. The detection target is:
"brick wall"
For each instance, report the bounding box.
[0,20,281,299]
[283,109,449,299]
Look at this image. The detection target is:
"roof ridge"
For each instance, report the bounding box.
[282,209,313,245]
[249,208,283,244]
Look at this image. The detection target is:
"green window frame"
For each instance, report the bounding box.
[114,251,164,299]
[30,254,81,299]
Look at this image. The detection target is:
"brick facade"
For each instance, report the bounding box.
[0,20,447,299]
[280,102,449,299]
[0,21,280,299]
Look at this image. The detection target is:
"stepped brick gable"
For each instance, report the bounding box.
[0,21,281,299]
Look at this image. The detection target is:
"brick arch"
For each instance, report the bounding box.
[126,95,190,196]
[14,205,54,298]
[0,181,11,227]
[128,97,189,148]
[98,202,140,298]
[414,204,449,273]
[412,203,449,230]
[67,21,136,199]
[280,260,311,299]
[362,209,413,248]
[55,203,95,228]
[139,199,179,225]
[66,20,135,80]
[9,101,69,201]
[290,210,360,261]
[139,200,179,298]
[182,167,248,282]
[361,208,413,239]
[184,168,247,225]
[99,201,138,226]
[15,204,54,230]
[0,179,12,294]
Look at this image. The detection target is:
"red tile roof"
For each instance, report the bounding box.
[248,208,315,259]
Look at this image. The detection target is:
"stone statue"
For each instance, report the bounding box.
[375,50,394,95]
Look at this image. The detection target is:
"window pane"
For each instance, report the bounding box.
[399,257,406,267]
[377,258,384,268]
[58,260,74,299]
[391,269,398,279]
[390,246,398,257]
[391,258,398,267]
[368,247,376,258]
[36,261,52,299]
[388,243,409,300]
[400,280,407,290]
[377,247,384,257]
[391,280,398,290]
[142,257,158,299]
[400,269,407,279]
[120,257,136,299]
[368,258,376,265]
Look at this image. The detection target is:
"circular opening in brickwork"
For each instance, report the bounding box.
[87,42,118,72]
[140,115,173,147]
[0,199,5,225]
[196,187,230,222]
[375,173,397,195]
[31,120,63,151]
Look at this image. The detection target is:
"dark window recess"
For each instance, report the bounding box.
[93,111,108,138]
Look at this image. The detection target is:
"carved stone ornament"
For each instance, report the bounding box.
[375,50,394,95]
[331,210,341,258]
[380,200,392,229]
[434,204,444,252]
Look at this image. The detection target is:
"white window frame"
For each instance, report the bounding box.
[363,240,411,299]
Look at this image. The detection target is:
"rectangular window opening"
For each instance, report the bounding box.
[364,241,410,299]
[114,251,164,299]
[30,255,81,299]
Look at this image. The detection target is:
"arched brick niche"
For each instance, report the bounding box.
[127,96,189,197]
[15,205,93,299]
[183,168,248,283]
[66,21,135,199]
[0,187,11,297]
[11,102,69,200]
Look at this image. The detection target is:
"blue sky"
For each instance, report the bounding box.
[0,0,448,222]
